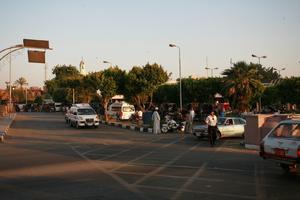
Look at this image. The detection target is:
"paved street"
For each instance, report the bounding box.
[0,112,299,200]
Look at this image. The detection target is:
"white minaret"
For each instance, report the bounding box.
[79,58,87,76]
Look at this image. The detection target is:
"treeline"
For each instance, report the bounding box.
[44,61,300,113]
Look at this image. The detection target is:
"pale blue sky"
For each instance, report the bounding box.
[1,0,300,88]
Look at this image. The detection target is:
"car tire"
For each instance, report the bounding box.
[161,126,168,133]
[280,163,290,173]
[216,131,221,140]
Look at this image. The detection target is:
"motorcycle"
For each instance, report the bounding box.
[161,115,185,133]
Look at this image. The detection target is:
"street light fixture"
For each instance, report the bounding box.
[205,67,219,77]
[273,67,286,77]
[252,54,267,113]
[252,54,267,65]
[169,43,182,111]
[103,60,113,67]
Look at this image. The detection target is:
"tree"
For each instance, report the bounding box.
[222,61,263,112]
[14,77,28,89]
[125,63,169,110]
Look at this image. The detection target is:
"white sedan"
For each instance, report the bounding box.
[260,120,300,172]
[193,117,246,139]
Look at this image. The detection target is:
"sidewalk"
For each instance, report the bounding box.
[0,113,16,142]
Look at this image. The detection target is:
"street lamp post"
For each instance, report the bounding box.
[274,67,286,77]
[252,54,267,113]
[205,67,218,77]
[103,60,112,67]
[169,44,182,111]
[252,54,267,65]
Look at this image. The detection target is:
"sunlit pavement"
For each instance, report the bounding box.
[0,112,299,200]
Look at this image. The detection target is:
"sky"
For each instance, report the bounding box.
[1,0,300,89]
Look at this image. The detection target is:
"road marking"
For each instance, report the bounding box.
[171,162,207,200]
[137,184,256,199]
[131,143,200,186]
[68,144,151,200]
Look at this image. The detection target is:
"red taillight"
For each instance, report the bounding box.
[297,148,300,157]
[119,112,123,117]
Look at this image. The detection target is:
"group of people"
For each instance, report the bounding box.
[151,105,219,146]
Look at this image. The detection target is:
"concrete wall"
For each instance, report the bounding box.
[244,114,290,150]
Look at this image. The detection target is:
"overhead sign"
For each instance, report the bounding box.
[23,39,50,49]
[27,50,45,63]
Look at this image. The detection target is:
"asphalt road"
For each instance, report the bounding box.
[0,112,299,200]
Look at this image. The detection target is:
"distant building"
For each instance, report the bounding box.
[79,58,87,76]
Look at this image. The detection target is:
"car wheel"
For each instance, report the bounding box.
[280,163,290,173]
[197,136,203,140]
[216,131,221,140]
[161,126,168,133]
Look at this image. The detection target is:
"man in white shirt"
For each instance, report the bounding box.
[205,111,218,146]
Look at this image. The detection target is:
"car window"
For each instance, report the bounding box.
[271,123,300,139]
[122,106,135,112]
[233,119,241,125]
[78,108,96,115]
[218,118,226,125]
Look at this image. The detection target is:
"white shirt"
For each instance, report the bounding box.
[205,114,217,126]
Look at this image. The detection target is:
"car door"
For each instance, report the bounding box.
[219,118,232,137]
[232,118,246,137]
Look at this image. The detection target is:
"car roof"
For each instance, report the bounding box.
[279,120,300,124]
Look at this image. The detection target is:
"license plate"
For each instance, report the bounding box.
[274,148,285,157]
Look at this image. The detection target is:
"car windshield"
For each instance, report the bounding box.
[271,123,300,139]
[78,108,96,115]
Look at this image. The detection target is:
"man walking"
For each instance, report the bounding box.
[205,111,218,146]
[185,104,195,134]
[152,107,161,134]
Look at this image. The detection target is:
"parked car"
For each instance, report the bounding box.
[193,117,246,139]
[107,101,135,120]
[68,103,100,128]
[259,120,300,172]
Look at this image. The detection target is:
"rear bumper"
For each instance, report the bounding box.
[260,152,300,165]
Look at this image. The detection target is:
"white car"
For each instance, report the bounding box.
[260,120,300,172]
[193,117,246,139]
[68,104,100,128]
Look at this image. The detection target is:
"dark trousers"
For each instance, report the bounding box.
[208,125,217,146]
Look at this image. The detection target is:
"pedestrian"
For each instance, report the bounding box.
[205,110,218,146]
[185,105,195,134]
[152,107,161,134]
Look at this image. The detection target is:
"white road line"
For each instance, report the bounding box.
[132,143,200,186]
[68,144,151,200]
[171,162,207,200]
[137,184,256,199]
[110,138,181,172]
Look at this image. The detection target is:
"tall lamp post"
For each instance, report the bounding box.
[252,54,267,65]
[103,60,112,67]
[205,67,218,77]
[252,54,267,113]
[169,43,182,111]
[274,67,285,77]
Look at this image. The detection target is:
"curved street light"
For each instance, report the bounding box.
[252,54,267,65]
[169,43,182,111]
[274,67,286,76]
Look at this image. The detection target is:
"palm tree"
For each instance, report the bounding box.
[14,77,28,89]
[222,61,263,112]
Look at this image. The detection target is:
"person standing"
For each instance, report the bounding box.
[185,105,195,134]
[205,111,218,146]
[152,107,161,134]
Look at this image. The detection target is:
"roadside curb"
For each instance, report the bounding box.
[100,120,153,133]
[0,113,16,142]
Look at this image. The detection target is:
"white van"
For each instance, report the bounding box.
[107,101,135,120]
[68,104,100,128]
